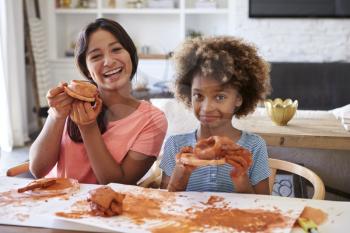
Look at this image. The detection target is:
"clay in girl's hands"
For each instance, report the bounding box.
[177,136,252,175]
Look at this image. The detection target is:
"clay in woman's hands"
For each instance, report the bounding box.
[64,80,97,102]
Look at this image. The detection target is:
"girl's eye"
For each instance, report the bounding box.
[192,93,202,101]
[216,95,226,101]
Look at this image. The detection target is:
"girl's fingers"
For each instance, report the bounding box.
[231,156,248,168]
[226,157,246,170]
[228,160,244,177]
[183,164,196,172]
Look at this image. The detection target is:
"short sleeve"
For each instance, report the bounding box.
[248,136,271,186]
[130,110,167,157]
[159,136,177,177]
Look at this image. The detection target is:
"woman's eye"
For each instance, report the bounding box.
[112,47,122,52]
[90,54,101,60]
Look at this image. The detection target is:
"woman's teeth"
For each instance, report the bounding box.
[104,67,122,77]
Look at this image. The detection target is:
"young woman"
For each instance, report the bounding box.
[29,18,167,185]
[160,36,271,194]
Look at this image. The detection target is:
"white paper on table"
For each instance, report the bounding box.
[2,176,350,232]
[54,183,305,233]
[0,177,305,233]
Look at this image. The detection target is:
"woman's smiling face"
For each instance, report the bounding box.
[85,29,132,92]
[191,74,242,129]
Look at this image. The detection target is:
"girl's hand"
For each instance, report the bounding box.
[46,82,73,120]
[231,173,254,193]
[167,162,195,192]
[225,148,252,177]
[70,96,102,126]
[226,149,254,193]
[166,151,197,192]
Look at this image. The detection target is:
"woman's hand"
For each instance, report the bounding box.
[46,82,73,120]
[70,95,102,127]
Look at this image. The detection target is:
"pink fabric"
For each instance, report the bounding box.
[48,101,167,184]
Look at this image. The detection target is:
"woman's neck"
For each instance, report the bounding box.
[99,87,140,122]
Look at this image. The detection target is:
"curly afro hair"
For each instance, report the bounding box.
[173,36,271,118]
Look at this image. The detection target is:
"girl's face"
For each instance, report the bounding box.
[191,75,242,128]
[85,29,132,92]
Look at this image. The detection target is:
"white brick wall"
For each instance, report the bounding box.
[229,1,350,62]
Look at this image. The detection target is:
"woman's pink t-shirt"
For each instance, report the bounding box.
[49,101,167,184]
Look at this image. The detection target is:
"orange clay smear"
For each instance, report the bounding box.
[187,207,288,232]
[299,206,328,225]
[202,195,225,205]
[58,191,291,233]
[0,178,79,208]
[41,178,75,190]
[0,189,67,207]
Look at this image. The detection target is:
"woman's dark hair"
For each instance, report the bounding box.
[67,18,139,142]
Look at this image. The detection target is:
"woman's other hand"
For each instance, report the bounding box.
[70,95,102,126]
[46,82,73,120]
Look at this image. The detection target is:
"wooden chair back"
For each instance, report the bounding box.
[137,160,162,188]
[268,158,325,200]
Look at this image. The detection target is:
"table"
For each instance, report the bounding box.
[233,108,350,150]
[1,176,350,232]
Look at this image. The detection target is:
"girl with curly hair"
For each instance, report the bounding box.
[160,36,271,194]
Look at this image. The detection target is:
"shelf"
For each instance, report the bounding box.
[184,8,229,14]
[55,9,97,14]
[101,8,180,14]
[55,8,228,15]
[48,0,230,69]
